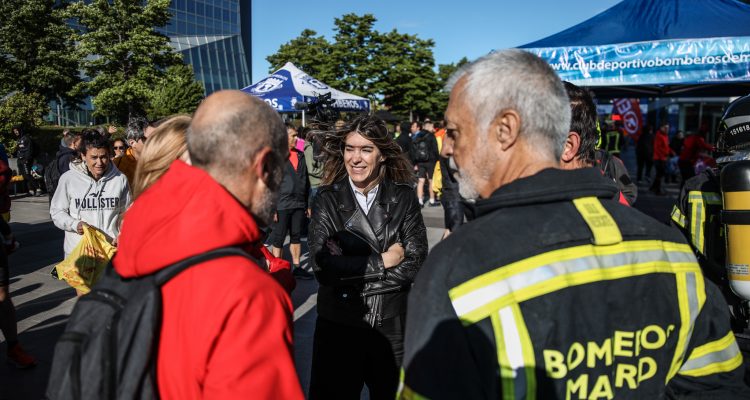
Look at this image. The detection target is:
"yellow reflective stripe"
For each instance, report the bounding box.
[667,272,703,382]
[671,206,687,228]
[679,352,743,377]
[510,304,536,400]
[687,191,720,253]
[398,369,431,399]
[573,197,623,245]
[449,241,698,324]
[679,331,743,377]
[688,192,706,253]
[686,331,738,362]
[450,240,693,300]
[398,384,431,400]
[491,313,515,400]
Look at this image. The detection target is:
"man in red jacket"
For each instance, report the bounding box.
[114,91,303,399]
[650,122,674,195]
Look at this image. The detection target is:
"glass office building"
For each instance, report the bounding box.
[164,0,252,94]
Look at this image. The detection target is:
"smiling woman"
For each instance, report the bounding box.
[307,115,427,399]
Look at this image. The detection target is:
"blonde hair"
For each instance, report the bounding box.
[132,115,191,199]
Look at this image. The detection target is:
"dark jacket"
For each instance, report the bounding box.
[16,133,36,160]
[277,149,309,210]
[401,168,747,399]
[410,131,439,165]
[396,132,412,157]
[56,146,77,175]
[309,178,428,328]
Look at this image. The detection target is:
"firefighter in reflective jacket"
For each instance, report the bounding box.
[400,50,749,400]
[671,93,750,380]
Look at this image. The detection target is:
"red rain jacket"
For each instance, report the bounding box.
[114,160,302,400]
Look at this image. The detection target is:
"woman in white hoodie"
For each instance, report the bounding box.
[51,131,132,259]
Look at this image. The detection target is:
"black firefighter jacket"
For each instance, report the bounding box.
[400,168,749,400]
[309,178,428,328]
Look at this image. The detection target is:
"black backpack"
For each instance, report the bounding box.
[46,247,255,400]
[413,136,430,163]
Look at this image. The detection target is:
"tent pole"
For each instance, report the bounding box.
[302,110,306,127]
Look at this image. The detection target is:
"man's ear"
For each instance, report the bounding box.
[561,132,580,163]
[252,147,274,184]
[492,109,522,151]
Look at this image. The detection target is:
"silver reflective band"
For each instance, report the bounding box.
[680,340,741,373]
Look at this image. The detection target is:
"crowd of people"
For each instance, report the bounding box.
[0,48,749,399]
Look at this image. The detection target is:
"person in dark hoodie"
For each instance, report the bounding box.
[13,126,42,197]
[113,91,303,399]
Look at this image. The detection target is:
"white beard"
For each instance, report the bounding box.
[450,156,481,200]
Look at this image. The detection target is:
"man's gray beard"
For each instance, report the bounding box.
[449,157,480,200]
[251,187,279,227]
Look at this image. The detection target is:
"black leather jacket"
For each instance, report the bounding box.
[309,178,428,328]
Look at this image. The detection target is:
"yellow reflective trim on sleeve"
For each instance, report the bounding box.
[686,191,720,254]
[573,197,623,245]
[491,313,515,400]
[510,303,536,400]
[671,206,687,228]
[686,331,737,362]
[667,272,703,382]
[398,384,431,400]
[398,368,431,400]
[679,352,743,378]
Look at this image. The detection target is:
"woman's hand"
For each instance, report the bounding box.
[382,243,405,269]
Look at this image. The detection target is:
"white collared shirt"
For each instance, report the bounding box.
[349,177,379,214]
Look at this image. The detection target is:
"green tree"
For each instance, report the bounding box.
[0,0,81,107]
[430,57,470,118]
[0,92,48,150]
[375,30,440,120]
[266,29,335,83]
[68,0,181,123]
[329,14,381,98]
[148,64,204,119]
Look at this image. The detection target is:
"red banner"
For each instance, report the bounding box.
[612,98,643,139]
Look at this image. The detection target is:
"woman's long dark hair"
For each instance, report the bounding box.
[312,115,416,188]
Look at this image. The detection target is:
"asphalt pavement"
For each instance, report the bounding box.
[0,145,678,399]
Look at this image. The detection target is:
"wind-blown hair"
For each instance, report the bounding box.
[564,81,598,166]
[313,115,416,187]
[446,49,571,160]
[132,115,190,199]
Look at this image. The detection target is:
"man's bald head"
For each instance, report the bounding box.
[187,90,286,180]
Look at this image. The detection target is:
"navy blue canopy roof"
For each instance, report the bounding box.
[521,0,750,48]
[519,0,750,97]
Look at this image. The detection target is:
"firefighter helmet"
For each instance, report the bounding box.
[717,94,750,163]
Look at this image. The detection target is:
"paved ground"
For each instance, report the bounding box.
[0,145,678,399]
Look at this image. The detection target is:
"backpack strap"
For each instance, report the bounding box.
[154,247,259,286]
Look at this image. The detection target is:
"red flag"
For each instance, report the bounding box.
[612,98,643,139]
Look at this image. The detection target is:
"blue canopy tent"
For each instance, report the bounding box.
[519,0,750,97]
[241,62,370,119]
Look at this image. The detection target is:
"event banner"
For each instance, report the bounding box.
[524,36,750,86]
[612,98,643,138]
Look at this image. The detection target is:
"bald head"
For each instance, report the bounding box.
[187,90,286,179]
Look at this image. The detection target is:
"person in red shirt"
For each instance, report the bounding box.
[650,122,675,195]
[114,91,303,399]
[678,131,715,183]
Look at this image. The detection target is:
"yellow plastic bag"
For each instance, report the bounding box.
[55,225,117,295]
